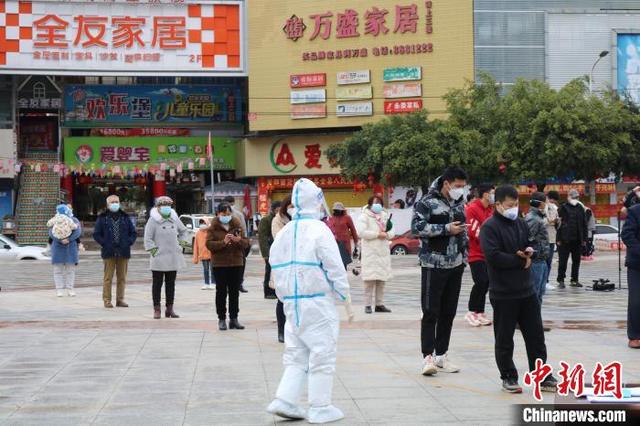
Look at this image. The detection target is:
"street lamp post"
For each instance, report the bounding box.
[589,50,610,94]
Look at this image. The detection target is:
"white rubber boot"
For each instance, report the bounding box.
[267,366,307,420]
[307,373,343,424]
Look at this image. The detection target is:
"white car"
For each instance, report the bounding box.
[593,224,625,251]
[0,235,50,260]
[179,214,214,254]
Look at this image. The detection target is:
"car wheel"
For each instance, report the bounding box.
[392,245,408,256]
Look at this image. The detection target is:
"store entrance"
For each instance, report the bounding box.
[74,177,151,223]
[18,114,59,156]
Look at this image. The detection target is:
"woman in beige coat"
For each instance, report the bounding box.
[356,195,395,314]
[271,195,292,342]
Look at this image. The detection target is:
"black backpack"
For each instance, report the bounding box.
[591,279,615,292]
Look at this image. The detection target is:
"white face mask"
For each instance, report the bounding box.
[500,206,519,221]
[448,187,464,201]
[488,193,495,205]
[287,208,296,218]
[568,198,578,206]
[636,191,640,199]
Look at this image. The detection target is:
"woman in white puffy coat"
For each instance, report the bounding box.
[356,195,395,314]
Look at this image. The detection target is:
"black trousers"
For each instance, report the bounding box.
[421,265,464,357]
[490,294,547,380]
[276,299,286,335]
[468,261,490,313]
[263,259,275,297]
[557,240,582,282]
[628,268,640,340]
[152,270,177,306]
[213,266,243,320]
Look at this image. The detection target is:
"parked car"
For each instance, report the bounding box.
[593,224,625,251]
[0,235,50,260]
[179,214,214,254]
[389,231,421,255]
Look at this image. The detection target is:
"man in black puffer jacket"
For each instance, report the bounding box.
[480,185,557,394]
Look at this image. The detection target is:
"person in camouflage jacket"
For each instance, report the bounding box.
[411,167,469,376]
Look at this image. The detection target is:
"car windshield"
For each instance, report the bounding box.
[0,236,18,248]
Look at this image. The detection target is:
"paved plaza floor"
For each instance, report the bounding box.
[0,252,637,425]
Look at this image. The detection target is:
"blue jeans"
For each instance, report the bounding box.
[202,260,215,285]
[530,261,549,305]
[546,244,555,281]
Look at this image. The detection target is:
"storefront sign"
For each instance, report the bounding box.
[336,70,370,85]
[0,1,244,75]
[336,102,373,117]
[384,99,422,114]
[290,73,326,88]
[383,66,422,82]
[383,82,422,98]
[90,128,191,137]
[18,97,62,109]
[290,104,327,119]
[595,183,617,194]
[335,85,373,101]
[64,136,236,170]
[63,85,243,127]
[290,89,326,104]
[516,184,586,195]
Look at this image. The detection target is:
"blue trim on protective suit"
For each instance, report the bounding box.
[320,264,347,301]
[283,292,326,300]
[272,260,322,270]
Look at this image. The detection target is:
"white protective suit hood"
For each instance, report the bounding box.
[291,178,330,220]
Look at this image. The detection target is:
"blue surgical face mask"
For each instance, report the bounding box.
[219,215,232,224]
[159,206,172,217]
[109,203,120,212]
[371,203,383,214]
[199,224,208,229]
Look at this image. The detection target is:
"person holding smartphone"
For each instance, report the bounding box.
[412,167,469,376]
[524,192,551,305]
[206,202,250,331]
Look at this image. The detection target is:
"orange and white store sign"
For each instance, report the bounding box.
[0,0,244,75]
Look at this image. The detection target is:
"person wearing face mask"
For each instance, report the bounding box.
[271,195,293,343]
[259,201,282,299]
[327,202,360,270]
[524,192,551,305]
[621,185,640,216]
[357,196,394,314]
[206,203,250,331]
[556,189,588,288]
[544,191,560,286]
[412,166,469,376]
[93,195,138,308]
[479,185,558,394]
[144,196,190,319]
[464,184,495,327]
[192,218,215,290]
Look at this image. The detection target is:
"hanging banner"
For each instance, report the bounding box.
[0,1,244,75]
[63,85,243,127]
[63,136,236,170]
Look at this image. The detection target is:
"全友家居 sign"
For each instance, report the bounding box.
[0,0,245,75]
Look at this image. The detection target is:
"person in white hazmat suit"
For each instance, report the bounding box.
[267,178,353,424]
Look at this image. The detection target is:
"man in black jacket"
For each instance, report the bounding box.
[556,189,588,288]
[93,195,138,308]
[480,185,557,393]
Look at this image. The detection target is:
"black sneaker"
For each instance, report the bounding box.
[375,305,392,313]
[557,280,566,289]
[502,378,523,393]
[570,281,583,288]
[218,320,227,331]
[541,375,558,393]
[239,285,249,293]
[365,306,372,314]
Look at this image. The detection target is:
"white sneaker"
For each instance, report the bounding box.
[465,311,481,327]
[201,284,209,290]
[421,355,438,376]
[67,289,76,297]
[56,290,64,297]
[435,353,460,373]
[476,312,492,326]
[208,284,216,290]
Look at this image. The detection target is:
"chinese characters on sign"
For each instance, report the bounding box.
[384,99,423,114]
[64,85,243,126]
[524,359,623,402]
[270,142,331,173]
[17,97,62,109]
[383,82,422,98]
[383,66,422,81]
[336,70,371,85]
[290,104,327,119]
[0,1,243,74]
[290,73,327,88]
[336,102,373,117]
[290,89,327,105]
[99,146,151,163]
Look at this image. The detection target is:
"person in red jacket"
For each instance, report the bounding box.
[465,184,495,327]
